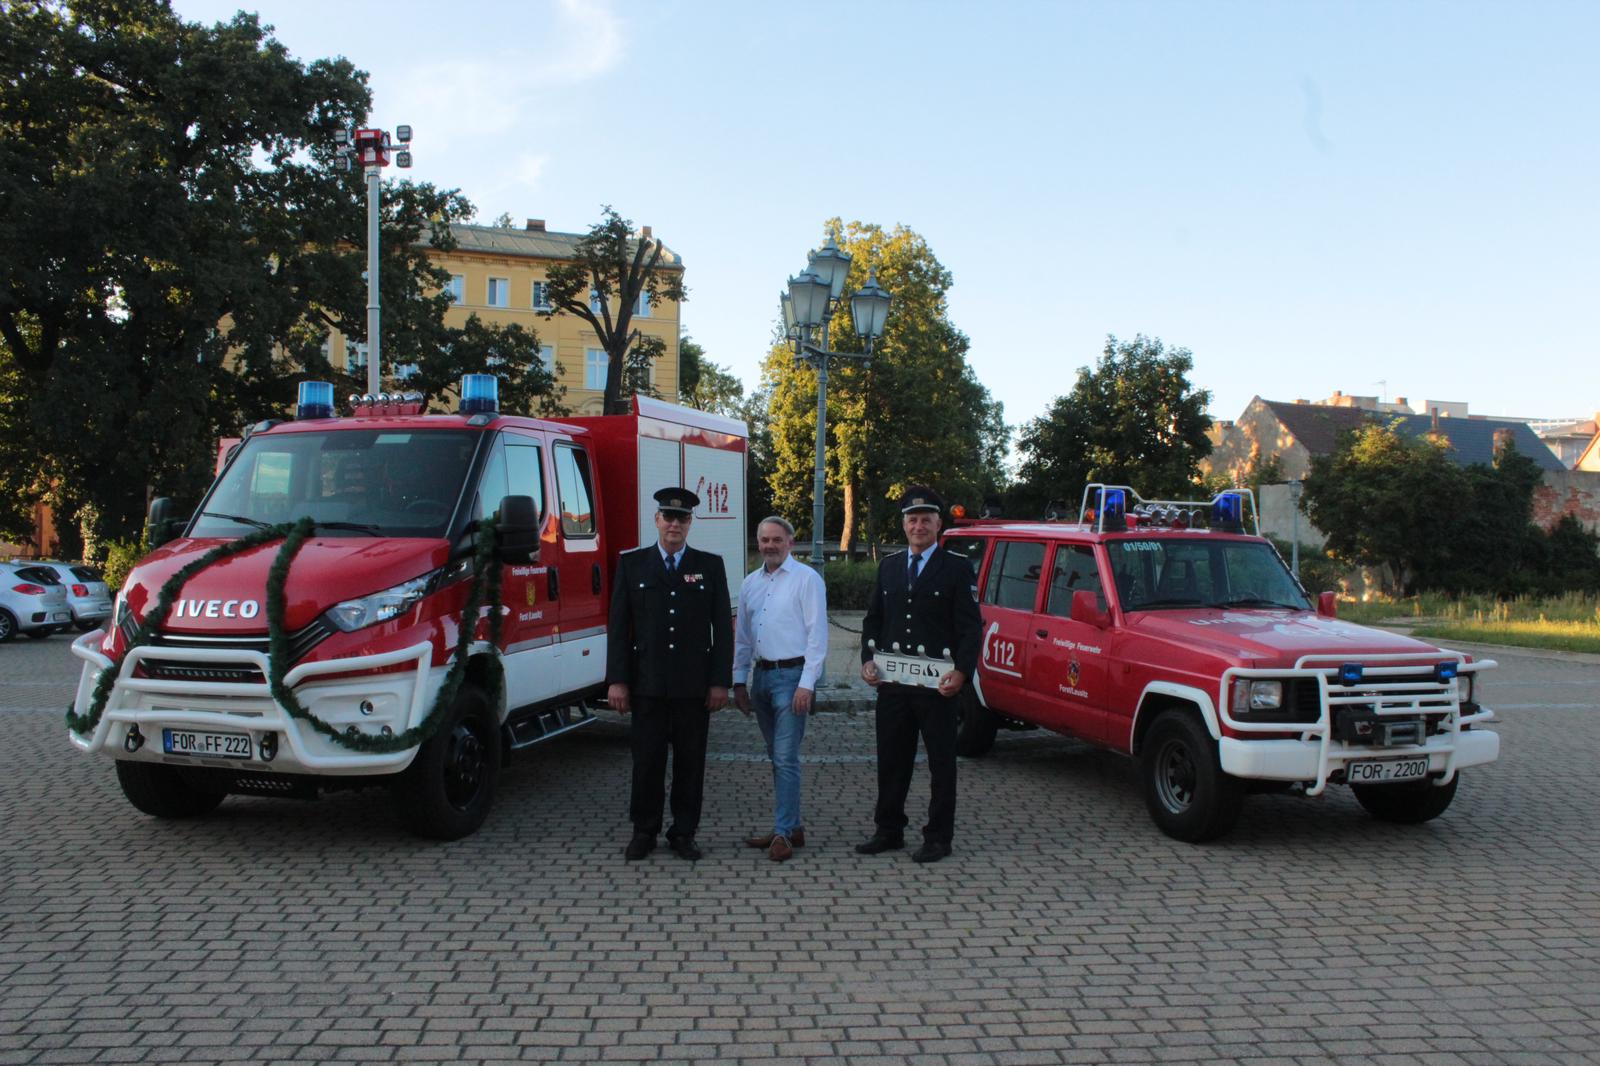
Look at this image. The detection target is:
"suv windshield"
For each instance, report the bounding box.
[1105,537,1310,612]
[190,429,480,539]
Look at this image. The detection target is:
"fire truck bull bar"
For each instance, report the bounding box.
[68,629,444,773]
[1216,651,1499,797]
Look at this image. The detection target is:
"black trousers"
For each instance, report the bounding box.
[629,695,711,840]
[873,684,957,845]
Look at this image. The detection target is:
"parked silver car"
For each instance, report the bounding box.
[0,562,73,642]
[29,561,113,632]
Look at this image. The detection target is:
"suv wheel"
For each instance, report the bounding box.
[1352,774,1458,824]
[396,683,501,840]
[115,761,228,819]
[953,686,998,757]
[0,609,17,643]
[1139,709,1244,842]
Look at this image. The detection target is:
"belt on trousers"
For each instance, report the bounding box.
[754,656,805,670]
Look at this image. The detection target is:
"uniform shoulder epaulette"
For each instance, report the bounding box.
[883,549,907,561]
[623,545,655,557]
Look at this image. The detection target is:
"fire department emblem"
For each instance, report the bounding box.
[526,584,537,607]
[1068,658,1081,689]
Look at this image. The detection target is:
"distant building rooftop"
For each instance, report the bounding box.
[423,220,684,268]
[1264,401,1565,471]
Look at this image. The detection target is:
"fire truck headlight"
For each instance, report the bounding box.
[1234,679,1283,714]
[328,572,434,632]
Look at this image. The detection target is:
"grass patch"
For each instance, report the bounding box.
[1334,591,1600,652]
[1412,621,1600,655]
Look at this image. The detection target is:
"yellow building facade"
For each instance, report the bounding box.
[327,219,683,415]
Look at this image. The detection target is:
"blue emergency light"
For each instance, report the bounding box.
[1212,491,1244,532]
[1101,488,1126,530]
[296,380,335,419]
[1338,663,1364,686]
[460,374,499,414]
[1433,661,1459,683]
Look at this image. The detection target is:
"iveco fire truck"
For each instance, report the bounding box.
[67,377,746,839]
[938,485,1500,842]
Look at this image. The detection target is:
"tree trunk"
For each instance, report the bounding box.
[840,478,858,556]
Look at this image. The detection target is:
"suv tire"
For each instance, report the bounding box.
[1352,774,1458,824]
[0,608,17,643]
[954,686,998,757]
[1139,709,1245,842]
[397,683,501,840]
[115,761,228,819]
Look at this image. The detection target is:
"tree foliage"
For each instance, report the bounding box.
[762,220,1007,551]
[678,334,744,418]
[1013,335,1213,516]
[539,206,686,414]
[0,0,555,553]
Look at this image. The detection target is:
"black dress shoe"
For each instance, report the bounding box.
[854,833,905,855]
[912,840,952,863]
[668,837,703,861]
[624,834,655,861]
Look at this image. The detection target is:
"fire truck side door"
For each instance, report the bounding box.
[551,440,606,693]
[976,539,1045,712]
[1028,543,1110,741]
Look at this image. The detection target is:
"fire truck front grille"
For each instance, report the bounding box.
[135,617,334,667]
[141,659,265,684]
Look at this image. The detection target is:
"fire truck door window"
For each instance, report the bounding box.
[504,443,545,519]
[983,540,1045,612]
[1045,545,1103,617]
[554,445,596,538]
[475,439,508,522]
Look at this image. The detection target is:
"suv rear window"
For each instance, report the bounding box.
[70,566,102,582]
[14,566,60,584]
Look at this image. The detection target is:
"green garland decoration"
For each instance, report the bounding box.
[67,516,504,755]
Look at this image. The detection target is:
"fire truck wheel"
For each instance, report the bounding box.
[398,684,501,840]
[954,687,998,757]
[1140,710,1244,843]
[115,761,228,819]
[1351,774,1458,824]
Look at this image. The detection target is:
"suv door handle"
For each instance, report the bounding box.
[591,563,602,595]
[1035,629,1048,638]
[547,569,559,600]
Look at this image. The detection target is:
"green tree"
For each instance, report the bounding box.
[1013,335,1213,516]
[0,1,555,552]
[762,221,1007,552]
[678,333,744,417]
[539,206,687,415]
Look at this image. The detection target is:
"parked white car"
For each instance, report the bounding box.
[0,561,73,642]
[29,561,113,632]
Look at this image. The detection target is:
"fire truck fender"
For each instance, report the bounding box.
[461,641,507,721]
[1128,681,1221,753]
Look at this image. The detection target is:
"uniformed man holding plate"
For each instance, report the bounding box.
[856,486,982,863]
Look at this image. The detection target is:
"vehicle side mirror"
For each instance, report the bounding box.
[1317,591,1337,618]
[495,495,539,564]
[146,497,183,548]
[1070,588,1110,628]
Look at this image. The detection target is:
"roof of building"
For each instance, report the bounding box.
[1261,400,1565,471]
[423,222,684,267]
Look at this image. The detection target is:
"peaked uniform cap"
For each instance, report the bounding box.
[654,487,699,515]
[899,486,944,514]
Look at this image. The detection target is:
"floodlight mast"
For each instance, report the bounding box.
[333,125,415,397]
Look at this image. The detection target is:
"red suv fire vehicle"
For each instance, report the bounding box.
[941,485,1499,842]
[67,378,746,839]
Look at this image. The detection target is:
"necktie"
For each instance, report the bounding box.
[908,553,922,587]
[665,553,677,576]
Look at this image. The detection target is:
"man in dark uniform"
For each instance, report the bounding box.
[856,486,982,863]
[608,487,733,861]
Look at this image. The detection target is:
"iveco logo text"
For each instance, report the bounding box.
[171,599,261,620]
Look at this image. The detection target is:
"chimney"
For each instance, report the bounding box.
[525,219,545,231]
[1333,390,1342,399]
[641,225,653,240]
[1394,395,1408,408]
[1431,407,1439,431]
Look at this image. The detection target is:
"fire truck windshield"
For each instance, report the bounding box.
[1106,537,1311,612]
[190,429,479,539]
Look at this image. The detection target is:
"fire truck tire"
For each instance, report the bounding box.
[954,687,998,757]
[1139,710,1244,842]
[115,761,228,819]
[1351,774,1458,824]
[397,683,501,840]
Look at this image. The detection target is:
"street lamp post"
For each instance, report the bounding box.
[781,235,892,570]
[333,124,414,397]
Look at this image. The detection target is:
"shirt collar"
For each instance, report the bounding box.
[658,544,683,566]
[763,554,798,577]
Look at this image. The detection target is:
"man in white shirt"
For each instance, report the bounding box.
[732,516,828,862]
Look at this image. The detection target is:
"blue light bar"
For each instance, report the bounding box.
[1212,491,1243,531]
[1433,661,1459,683]
[460,374,499,414]
[1101,488,1126,530]
[1338,663,1364,686]
[296,380,335,419]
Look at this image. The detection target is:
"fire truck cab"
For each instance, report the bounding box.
[67,378,746,839]
[943,485,1500,842]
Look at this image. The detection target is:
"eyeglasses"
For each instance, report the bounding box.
[660,514,691,525]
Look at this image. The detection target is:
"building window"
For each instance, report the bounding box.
[585,348,608,390]
[589,287,603,314]
[538,344,556,376]
[394,363,419,381]
[347,342,368,371]
[533,282,552,311]
[634,288,651,317]
[487,277,509,308]
[446,275,464,304]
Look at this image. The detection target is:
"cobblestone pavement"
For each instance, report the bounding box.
[3,631,1599,1064]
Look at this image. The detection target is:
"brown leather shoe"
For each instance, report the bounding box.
[767,834,794,862]
[744,828,805,849]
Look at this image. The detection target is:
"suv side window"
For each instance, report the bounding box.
[983,540,1045,612]
[475,437,508,522]
[554,444,596,538]
[504,441,545,519]
[1046,545,1102,617]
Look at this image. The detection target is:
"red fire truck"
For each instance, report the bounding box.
[936,485,1499,842]
[67,378,746,839]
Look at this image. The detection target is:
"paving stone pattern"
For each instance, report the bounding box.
[2,635,1599,1064]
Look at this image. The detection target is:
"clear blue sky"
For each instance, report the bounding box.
[174,0,1598,428]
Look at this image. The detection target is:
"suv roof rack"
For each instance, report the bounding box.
[1077,483,1260,536]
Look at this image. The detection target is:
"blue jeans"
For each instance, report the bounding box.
[751,664,808,837]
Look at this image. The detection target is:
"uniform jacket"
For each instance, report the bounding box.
[607,544,733,698]
[860,546,982,678]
